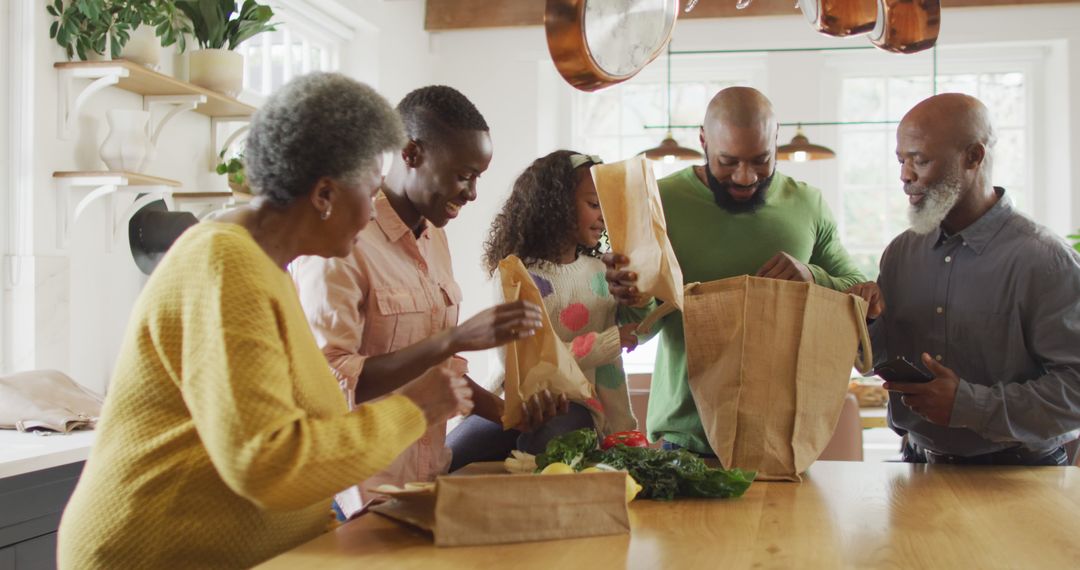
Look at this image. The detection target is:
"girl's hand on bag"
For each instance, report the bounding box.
[602,252,645,305]
[845,282,885,319]
[449,301,544,352]
[398,362,474,425]
[618,323,639,352]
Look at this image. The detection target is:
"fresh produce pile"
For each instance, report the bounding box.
[531,429,754,501]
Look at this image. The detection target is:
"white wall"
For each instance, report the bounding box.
[4,1,1078,395]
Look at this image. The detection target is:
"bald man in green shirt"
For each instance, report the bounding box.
[604,87,868,455]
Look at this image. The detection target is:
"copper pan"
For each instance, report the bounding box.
[869,0,941,54]
[545,0,679,92]
[800,0,877,37]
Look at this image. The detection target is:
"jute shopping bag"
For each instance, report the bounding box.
[591,156,684,313]
[370,470,630,547]
[498,255,593,429]
[682,275,873,481]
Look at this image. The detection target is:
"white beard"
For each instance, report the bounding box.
[907,173,963,235]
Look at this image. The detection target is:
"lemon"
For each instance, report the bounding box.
[625,474,643,503]
[539,462,575,475]
[579,467,642,502]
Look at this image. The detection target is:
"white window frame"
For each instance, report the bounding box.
[238,0,359,100]
[2,0,36,374]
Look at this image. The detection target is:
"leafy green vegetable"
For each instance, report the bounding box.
[535,429,754,500]
[535,428,597,470]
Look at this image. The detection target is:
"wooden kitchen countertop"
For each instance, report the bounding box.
[258,460,1080,569]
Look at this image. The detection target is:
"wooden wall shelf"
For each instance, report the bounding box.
[54,60,256,117]
[53,171,182,188]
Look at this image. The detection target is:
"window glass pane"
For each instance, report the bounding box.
[620,84,665,133]
[840,129,888,187]
[993,128,1026,191]
[843,190,886,248]
[842,78,886,122]
[887,76,930,119]
[577,90,622,136]
[937,73,978,97]
[292,43,304,77]
[884,179,910,239]
[980,72,1025,127]
[241,37,257,93]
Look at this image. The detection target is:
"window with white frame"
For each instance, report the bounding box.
[237,1,346,98]
[835,50,1038,279]
[236,28,339,97]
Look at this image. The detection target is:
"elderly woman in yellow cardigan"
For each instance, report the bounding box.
[57,73,474,569]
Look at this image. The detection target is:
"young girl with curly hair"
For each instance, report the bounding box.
[446,150,640,468]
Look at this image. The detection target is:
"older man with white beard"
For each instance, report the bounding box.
[847,93,1080,465]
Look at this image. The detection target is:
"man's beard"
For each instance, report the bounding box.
[907,170,963,235]
[704,164,773,214]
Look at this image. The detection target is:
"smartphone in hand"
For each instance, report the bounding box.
[874,356,933,383]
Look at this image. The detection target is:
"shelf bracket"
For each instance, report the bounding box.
[56,176,121,248]
[57,65,130,140]
[114,191,173,243]
[210,116,252,170]
[55,174,177,249]
[144,95,207,146]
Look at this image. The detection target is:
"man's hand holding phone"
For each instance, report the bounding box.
[879,353,960,426]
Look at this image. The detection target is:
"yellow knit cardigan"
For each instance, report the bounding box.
[58,223,426,569]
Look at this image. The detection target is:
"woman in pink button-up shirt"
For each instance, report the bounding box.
[294,86,567,517]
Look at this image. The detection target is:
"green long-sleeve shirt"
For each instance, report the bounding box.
[645,167,865,453]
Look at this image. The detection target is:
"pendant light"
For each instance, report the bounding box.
[776,124,836,162]
[640,45,703,164]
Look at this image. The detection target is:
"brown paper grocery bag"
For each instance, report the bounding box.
[591,156,684,313]
[498,255,594,429]
[682,276,872,481]
[370,471,630,547]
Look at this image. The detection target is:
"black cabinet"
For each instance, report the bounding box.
[0,462,84,570]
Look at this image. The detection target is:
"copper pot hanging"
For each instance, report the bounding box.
[800,0,877,37]
[869,0,941,54]
[545,0,679,92]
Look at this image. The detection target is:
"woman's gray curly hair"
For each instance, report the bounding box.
[245,72,405,206]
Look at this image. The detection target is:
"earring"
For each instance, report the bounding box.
[321,205,332,220]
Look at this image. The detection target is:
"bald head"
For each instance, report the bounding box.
[704,86,777,135]
[900,93,995,152]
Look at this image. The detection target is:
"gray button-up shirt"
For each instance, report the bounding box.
[871,188,1080,456]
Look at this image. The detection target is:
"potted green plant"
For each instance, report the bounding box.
[47,0,191,65]
[176,0,277,97]
[217,149,252,199]
[1068,231,1080,254]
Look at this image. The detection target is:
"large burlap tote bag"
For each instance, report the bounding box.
[682,275,872,481]
[498,255,593,429]
[591,155,684,312]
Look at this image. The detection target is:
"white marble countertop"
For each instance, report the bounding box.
[0,429,96,479]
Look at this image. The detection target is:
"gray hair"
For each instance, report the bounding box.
[245,72,405,206]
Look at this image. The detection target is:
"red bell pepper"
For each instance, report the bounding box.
[601,430,649,450]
